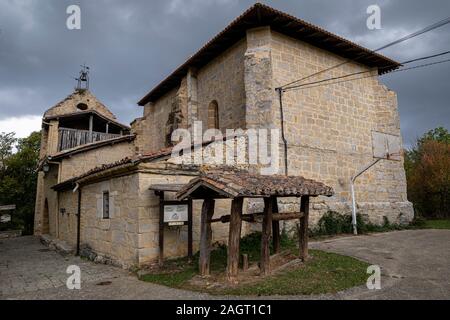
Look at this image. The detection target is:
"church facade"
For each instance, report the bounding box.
[34,3,413,268]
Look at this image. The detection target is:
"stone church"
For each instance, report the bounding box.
[34,3,413,268]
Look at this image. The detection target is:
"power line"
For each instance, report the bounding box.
[284,57,450,92]
[282,50,450,91]
[375,16,450,51]
[401,49,450,64]
[277,16,450,90]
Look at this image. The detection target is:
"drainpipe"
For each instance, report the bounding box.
[73,183,81,256]
[276,88,289,176]
[350,158,381,235]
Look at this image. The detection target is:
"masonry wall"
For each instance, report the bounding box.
[59,141,135,181]
[136,162,251,265]
[135,39,247,155]
[44,89,116,120]
[266,29,413,225]
[70,158,254,268]
[135,88,178,153]
[34,165,59,237]
[57,191,78,246]
[79,174,141,268]
[196,39,247,132]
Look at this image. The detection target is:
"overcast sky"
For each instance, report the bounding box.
[0,0,449,146]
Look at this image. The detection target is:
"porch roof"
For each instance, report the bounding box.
[176,168,334,200]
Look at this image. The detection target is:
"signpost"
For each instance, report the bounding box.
[164,203,189,226]
[151,186,193,267]
[0,205,16,211]
[0,204,16,224]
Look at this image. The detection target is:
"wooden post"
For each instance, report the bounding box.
[299,196,310,262]
[260,197,273,276]
[187,199,193,262]
[199,199,215,276]
[158,192,165,266]
[271,197,280,254]
[241,254,249,272]
[227,197,243,283]
[88,115,93,143]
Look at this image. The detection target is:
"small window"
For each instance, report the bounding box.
[207,100,219,130]
[76,103,88,111]
[102,191,110,219]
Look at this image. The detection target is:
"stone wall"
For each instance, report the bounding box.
[267,30,413,225]
[34,165,59,237]
[136,162,251,265]
[57,190,78,246]
[136,166,196,265]
[196,39,247,132]
[135,88,179,153]
[79,174,141,269]
[244,27,275,130]
[44,89,116,120]
[58,159,254,268]
[59,141,135,182]
[135,39,247,154]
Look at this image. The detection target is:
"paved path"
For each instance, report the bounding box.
[310,229,450,300]
[1,230,449,300]
[0,236,209,300]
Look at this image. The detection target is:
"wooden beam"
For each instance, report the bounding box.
[227,197,243,283]
[272,197,280,254]
[158,192,164,266]
[187,199,193,261]
[242,254,249,272]
[210,213,256,224]
[199,199,215,276]
[260,197,273,276]
[273,212,304,221]
[88,115,93,143]
[211,211,304,223]
[299,196,310,262]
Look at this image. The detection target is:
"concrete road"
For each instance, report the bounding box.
[1,230,449,300]
[310,229,450,300]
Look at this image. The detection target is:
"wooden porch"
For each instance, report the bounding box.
[175,168,334,283]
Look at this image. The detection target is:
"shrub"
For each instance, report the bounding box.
[310,211,403,237]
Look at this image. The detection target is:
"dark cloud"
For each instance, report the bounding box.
[0,0,449,144]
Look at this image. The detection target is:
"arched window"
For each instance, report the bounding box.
[207,100,219,130]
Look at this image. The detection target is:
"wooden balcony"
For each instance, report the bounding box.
[58,127,121,152]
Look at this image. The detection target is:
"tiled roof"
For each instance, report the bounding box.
[176,167,334,199]
[138,2,400,105]
[52,157,137,191]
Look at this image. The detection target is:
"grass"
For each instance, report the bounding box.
[139,232,271,288]
[421,219,450,230]
[221,250,369,296]
[139,233,370,296]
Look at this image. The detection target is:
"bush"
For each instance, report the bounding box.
[411,215,427,228]
[310,211,403,237]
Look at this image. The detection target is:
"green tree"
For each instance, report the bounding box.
[420,127,450,144]
[0,132,16,167]
[405,127,450,218]
[0,131,41,234]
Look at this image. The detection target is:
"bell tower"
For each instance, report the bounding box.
[75,64,90,91]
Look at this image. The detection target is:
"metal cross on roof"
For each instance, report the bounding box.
[75,64,90,90]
